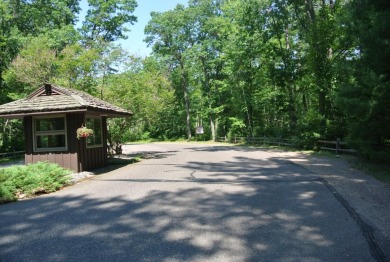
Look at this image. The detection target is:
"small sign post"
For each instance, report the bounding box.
[195,126,204,141]
[195,126,204,135]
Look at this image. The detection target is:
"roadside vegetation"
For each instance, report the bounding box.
[0,155,23,165]
[350,159,390,184]
[0,162,71,204]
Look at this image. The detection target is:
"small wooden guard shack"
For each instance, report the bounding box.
[0,84,132,172]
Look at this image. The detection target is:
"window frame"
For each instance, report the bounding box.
[85,116,103,148]
[33,115,68,152]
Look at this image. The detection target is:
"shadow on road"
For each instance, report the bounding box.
[184,144,288,153]
[90,150,179,175]
[0,177,373,261]
[178,156,314,182]
[124,150,178,160]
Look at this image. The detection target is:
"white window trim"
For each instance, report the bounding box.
[86,116,103,148]
[33,115,68,152]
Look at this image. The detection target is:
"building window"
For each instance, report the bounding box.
[34,116,67,152]
[86,117,102,147]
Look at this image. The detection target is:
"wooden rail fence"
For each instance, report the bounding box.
[216,136,292,146]
[316,139,356,154]
[0,151,25,159]
[216,137,357,154]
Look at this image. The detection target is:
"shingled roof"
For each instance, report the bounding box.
[0,84,132,118]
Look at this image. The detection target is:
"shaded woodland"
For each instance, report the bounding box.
[0,0,389,161]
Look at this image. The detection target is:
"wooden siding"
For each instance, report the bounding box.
[23,113,108,172]
[25,152,78,171]
[79,117,108,171]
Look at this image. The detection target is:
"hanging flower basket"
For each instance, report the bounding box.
[77,126,94,139]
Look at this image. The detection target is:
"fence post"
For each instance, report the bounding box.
[336,138,340,155]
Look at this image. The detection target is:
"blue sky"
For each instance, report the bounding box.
[79,0,188,57]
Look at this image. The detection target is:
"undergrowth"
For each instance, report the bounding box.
[0,162,71,204]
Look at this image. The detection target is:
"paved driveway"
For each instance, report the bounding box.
[0,143,383,261]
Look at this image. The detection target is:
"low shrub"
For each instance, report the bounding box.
[0,162,71,204]
[291,132,321,149]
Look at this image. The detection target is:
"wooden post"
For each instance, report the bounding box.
[336,138,340,155]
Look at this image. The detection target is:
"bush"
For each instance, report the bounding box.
[0,162,71,204]
[292,132,321,149]
[0,172,16,202]
[227,117,246,142]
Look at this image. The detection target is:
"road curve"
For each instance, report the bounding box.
[0,143,381,261]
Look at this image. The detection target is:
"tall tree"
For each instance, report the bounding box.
[290,0,342,133]
[56,43,100,92]
[105,56,175,152]
[145,4,196,140]
[0,1,20,99]
[80,0,137,46]
[5,37,58,92]
[185,0,228,141]
[0,0,81,96]
[337,0,390,161]
[261,0,302,134]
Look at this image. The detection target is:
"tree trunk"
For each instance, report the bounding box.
[305,0,316,23]
[287,84,297,130]
[180,63,191,141]
[302,93,308,112]
[199,56,217,141]
[209,113,216,141]
[184,86,191,141]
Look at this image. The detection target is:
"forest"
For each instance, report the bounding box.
[0,0,389,162]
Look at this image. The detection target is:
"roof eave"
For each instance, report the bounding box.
[0,109,132,119]
[85,109,133,118]
[0,109,88,119]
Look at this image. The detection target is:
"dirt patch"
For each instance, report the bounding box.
[275,150,390,259]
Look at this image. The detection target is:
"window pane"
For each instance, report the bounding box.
[94,118,102,143]
[36,118,65,131]
[86,135,94,145]
[86,118,94,130]
[86,117,102,146]
[37,135,66,148]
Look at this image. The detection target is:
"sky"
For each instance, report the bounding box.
[79,0,188,57]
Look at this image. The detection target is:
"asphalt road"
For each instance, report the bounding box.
[0,143,383,261]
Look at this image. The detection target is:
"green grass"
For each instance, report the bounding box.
[350,159,390,183]
[0,162,72,204]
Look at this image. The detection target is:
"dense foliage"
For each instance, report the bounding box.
[0,162,71,203]
[0,0,388,161]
